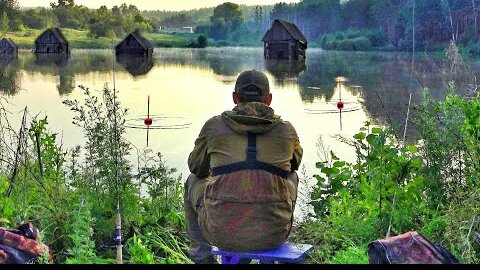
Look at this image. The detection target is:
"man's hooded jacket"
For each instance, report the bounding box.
[188,102,303,251]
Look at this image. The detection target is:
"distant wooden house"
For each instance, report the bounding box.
[0,38,18,54]
[262,19,308,60]
[115,30,153,56]
[35,28,69,54]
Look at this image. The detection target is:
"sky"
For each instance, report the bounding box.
[18,0,301,11]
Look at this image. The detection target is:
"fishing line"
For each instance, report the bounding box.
[124,123,192,130]
[374,90,393,124]
[305,107,361,114]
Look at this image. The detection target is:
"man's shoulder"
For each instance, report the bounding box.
[278,119,298,131]
[199,115,229,135]
[268,119,299,138]
[203,115,224,127]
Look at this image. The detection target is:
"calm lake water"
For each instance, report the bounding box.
[1,48,476,214]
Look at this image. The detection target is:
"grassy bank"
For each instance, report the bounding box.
[4,28,197,49]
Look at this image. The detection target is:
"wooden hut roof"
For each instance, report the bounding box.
[262,19,308,44]
[1,38,18,49]
[115,30,153,51]
[35,28,69,44]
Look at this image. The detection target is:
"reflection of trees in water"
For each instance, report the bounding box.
[209,57,244,76]
[8,52,116,95]
[0,55,20,95]
[4,49,478,134]
[116,54,153,77]
[34,54,76,95]
[4,51,116,96]
[57,72,75,95]
[150,48,265,78]
[265,59,306,86]
[208,50,264,77]
[297,52,394,102]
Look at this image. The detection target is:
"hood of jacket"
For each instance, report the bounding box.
[221,102,283,134]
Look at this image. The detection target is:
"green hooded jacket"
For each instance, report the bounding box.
[188,102,303,251]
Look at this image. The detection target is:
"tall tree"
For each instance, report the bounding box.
[472,0,478,36]
[210,2,243,39]
[0,0,19,25]
[0,11,9,32]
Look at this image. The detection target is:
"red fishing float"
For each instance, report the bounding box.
[144,117,153,126]
[337,101,344,110]
[144,95,153,126]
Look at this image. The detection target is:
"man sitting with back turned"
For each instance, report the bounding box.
[184,70,303,264]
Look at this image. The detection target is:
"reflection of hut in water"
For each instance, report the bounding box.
[0,57,20,95]
[0,38,18,55]
[262,19,308,60]
[116,54,153,77]
[265,59,306,84]
[115,29,153,56]
[35,28,70,54]
[35,53,69,67]
[0,53,16,67]
[34,53,73,94]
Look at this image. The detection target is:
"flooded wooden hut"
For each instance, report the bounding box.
[0,38,18,54]
[35,28,69,54]
[115,29,153,56]
[262,19,308,60]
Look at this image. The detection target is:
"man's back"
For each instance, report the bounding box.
[188,101,302,251]
[184,70,303,262]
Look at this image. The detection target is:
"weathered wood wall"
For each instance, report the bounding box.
[265,40,303,60]
[268,21,294,41]
[263,21,306,60]
[116,35,152,55]
[0,39,17,54]
[35,30,68,54]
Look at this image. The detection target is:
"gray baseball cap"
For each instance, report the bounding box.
[234,70,270,97]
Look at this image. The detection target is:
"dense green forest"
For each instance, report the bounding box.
[2,0,480,51]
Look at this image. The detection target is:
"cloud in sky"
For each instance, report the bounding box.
[18,0,300,11]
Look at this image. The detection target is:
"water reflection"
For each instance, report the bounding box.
[0,49,477,136]
[265,59,306,86]
[0,54,19,95]
[0,53,16,67]
[35,53,69,68]
[116,54,153,77]
[304,77,363,132]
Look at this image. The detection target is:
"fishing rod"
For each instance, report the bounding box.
[385,92,413,238]
[111,40,123,264]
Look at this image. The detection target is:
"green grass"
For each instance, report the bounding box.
[143,32,196,48]
[3,28,196,49]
